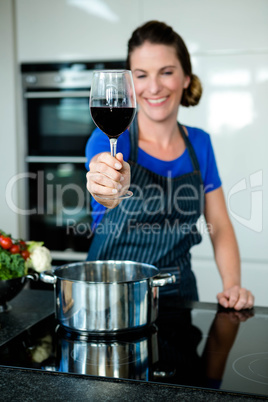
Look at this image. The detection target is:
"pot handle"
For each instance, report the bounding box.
[151,273,176,287]
[39,270,57,285]
[26,273,39,281]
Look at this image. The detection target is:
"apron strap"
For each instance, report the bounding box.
[178,123,201,172]
[129,114,139,162]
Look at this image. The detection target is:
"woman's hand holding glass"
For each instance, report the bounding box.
[86,152,131,208]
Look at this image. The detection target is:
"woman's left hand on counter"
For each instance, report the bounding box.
[217,285,255,311]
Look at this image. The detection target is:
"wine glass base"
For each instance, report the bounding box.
[94,190,133,200]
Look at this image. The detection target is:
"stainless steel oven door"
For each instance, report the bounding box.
[24,90,96,156]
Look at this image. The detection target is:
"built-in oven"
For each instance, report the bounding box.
[21,61,125,263]
[26,90,95,156]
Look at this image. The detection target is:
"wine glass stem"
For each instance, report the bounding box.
[110,138,117,157]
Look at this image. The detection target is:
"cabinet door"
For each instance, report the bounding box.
[15,0,141,61]
[142,0,268,52]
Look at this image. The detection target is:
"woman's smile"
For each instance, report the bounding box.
[146,96,169,106]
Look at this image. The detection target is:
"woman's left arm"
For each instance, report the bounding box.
[204,187,254,310]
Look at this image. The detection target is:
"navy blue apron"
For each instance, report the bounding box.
[87,116,204,301]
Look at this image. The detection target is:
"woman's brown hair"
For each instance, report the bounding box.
[126,20,202,107]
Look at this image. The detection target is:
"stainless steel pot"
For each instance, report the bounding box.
[40,261,175,333]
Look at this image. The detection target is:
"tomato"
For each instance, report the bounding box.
[21,250,30,260]
[19,240,27,250]
[0,236,13,249]
[10,244,21,254]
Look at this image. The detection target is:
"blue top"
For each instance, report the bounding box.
[85,125,222,226]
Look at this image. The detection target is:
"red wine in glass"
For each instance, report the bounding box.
[90,106,136,139]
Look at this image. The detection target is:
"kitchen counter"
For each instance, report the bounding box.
[0,365,264,402]
[0,288,54,347]
[0,289,267,401]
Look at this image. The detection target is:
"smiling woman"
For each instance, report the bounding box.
[85,20,254,311]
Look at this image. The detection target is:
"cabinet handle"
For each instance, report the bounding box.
[24,91,90,98]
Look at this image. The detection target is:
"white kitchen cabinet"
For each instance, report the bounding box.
[16,0,268,61]
[0,0,19,237]
[142,0,268,54]
[15,0,142,62]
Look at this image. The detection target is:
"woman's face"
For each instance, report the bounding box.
[130,42,190,123]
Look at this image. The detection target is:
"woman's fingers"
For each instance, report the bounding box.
[233,288,254,310]
[87,152,130,199]
[94,152,123,170]
[217,286,255,311]
[89,154,123,182]
[87,171,122,196]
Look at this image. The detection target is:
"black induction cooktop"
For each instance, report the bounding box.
[0,302,267,398]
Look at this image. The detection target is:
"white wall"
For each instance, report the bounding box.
[0,0,20,237]
[1,0,267,305]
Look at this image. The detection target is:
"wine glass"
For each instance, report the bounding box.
[90,70,136,199]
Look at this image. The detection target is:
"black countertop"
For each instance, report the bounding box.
[0,288,54,347]
[0,365,265,402]
[0,289,267,402]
